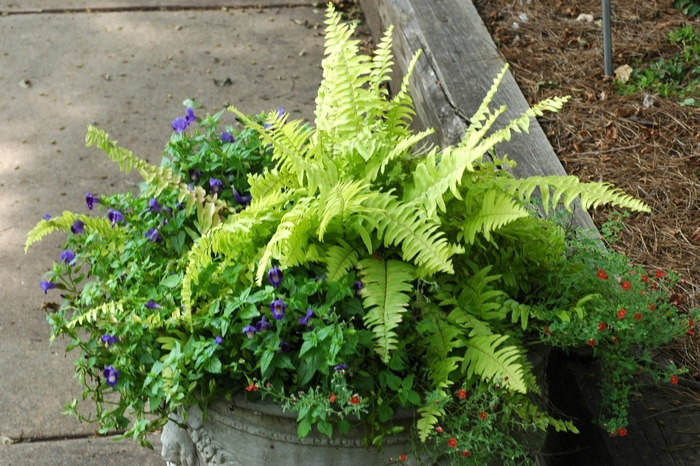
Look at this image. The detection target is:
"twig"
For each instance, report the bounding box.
[572,144,642,157]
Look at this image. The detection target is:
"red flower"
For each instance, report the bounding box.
[634,313,642,321]
[461,450,471,457]
[597,269,609,280]
[435,426,444,433]
[655,270,667,279]
[617,427,627,437]
[670,375,679,385]
[350,395,360,405]
[447,438,457,448]
[612,336,619,343]
[399,454,407,462]
[457,389,467,399]
[246,382,258,392]
[479,412,488,420]
[598,322,606,331]
[588,339,596,347]
[649,303,655,311]
[641,274,649,283]
[621,281,632,291]
[329,393,336,403]
[617,308,627,319]
[544,326,551,335]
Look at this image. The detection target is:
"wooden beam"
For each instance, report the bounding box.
[359,0,597,231]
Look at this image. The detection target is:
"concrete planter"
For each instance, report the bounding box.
[160,395,425,466]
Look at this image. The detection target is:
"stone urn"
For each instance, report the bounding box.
[160,395,429,466]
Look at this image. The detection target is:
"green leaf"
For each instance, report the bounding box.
[337,420,350,434]
[298,418,312,438]
[378,403,394,423]
[203,357,221,374]
[317,420,333,439]
[260,349,275,376]
[160,273,182,288]
[183,98,203,109]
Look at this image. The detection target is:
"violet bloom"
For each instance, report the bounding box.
[60,249,76,265]
[103,365,120,387]
[145,299,161,309]
[43,214,52,221]
[189,169,202,182]
[171,116,189,133]
[148,198,162,213]
[185,108,197,125]
[221,131,234,143]
[334,363,348,371]
[354,280,364,298]
[40,281,57,294]
[267,266,283,287]
[233,188,252,206]
[279,340,290,353]
[86,192,98,210]
[209,178,223,194]
[270,298,286,320]
[70,219,85,234]
[243,325,257,339]
[144,227,162,243]
[315,274,327,282]
[215,336,223,345]
[101,334,119,346]
[298,308,316,327]
[255,315,272,333]
[108,209,124,228]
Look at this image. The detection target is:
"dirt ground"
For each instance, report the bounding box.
[472,0,700,376]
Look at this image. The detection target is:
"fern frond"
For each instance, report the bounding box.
[462,189,530,243]
[67,301,125,328]
[461,334,527,393]
[419,314,465,389]
[323,240,359,282]
[385,51,421,132]
[318,179,377,240]
[368,26,394,99]
[26,212,121,253]
[180,232,214,325]
[358,258,415,363]
[416,394,447,442]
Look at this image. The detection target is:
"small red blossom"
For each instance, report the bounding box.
[246,382,258,392]
[655,270,667,279]
[462,450,471,457]
[329,393,336,403]
[598,322,606,331]
[617,427,627,437]
[399,454,407,462]
[350,395,360,405]
[612,336,619,343]
[479,412,488,420]
[609,431,617,437]
[641,274,649,283]
[649,303,655,311]
[617,308,627,319]
[457,389,467,399]
[447,438,457,448]
[435,426,444,433]
[588,338,596,347]
[634,313,642,321]
[597,269,609,280]
[544,326,551,335]
[670,375,679,385]
[689,328,696,336]
[621,281,632,291]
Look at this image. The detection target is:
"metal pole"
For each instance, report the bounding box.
[602,0,613,76]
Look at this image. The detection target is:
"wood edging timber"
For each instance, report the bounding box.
[358,0,597,231]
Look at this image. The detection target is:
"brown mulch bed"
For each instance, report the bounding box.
[472,0,700,377]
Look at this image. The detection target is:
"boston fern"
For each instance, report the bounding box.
[26,4,680,464]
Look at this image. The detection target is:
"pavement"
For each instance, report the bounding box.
[0,1,328,464]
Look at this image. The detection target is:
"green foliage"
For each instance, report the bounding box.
[675,0,700,17]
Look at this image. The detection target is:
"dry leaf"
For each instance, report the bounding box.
[614,65,633,83]
[691,227,700,244]
[576,13,594,22]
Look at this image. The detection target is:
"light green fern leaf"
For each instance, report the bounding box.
[26,212,121,253]
[416,394,447,442]
[323,240,359,282]
[461,334,527,393]
[420,317,465,389]
[67,301,125,328]
[462,189,530,243]
[368,26,394,99]
[358,258,415,363]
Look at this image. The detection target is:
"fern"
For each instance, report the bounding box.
[416,391,447,442]
[418,312,465,389]
[461,334,527,394]
[26,212,121,252]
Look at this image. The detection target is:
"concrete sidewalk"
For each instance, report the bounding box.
[0,1,326,463]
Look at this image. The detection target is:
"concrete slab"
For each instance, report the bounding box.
[0,435,163,466]
[1,1,317,12]
[0,6,325,440]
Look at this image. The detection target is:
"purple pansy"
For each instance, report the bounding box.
[334,363,348,371]
[233,189,252,206]
[108,209,124,228]
[145,299,161,309]
[185,108,196,125]
[43,214,52,221]
[86,192,98,210]
[40,281,57,293]
[71,219,85,234]
[298,308,316,327]
[60,249,76,265]
[215,336,223,345]
[255,315,272,333]
[270,298,286,320]
[189,169,202,182]
[221,131,234,143]
[243,325,257,339]
[149,198,162,213]
[279,340,290,353]
[354,280,364,298]
[103,365,120,387]
[209,178,223,194]
[171,116,189,133]
[144,227,162,243]
[267,266,283,287]
[101,334,119,346]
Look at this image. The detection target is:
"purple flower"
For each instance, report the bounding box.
[267,266,283,287]
[334,363,348,371]
[43,214,52,220]
[270,298,286,320]
[108,209,124,228]
[70,220,85,234]
[144,227,162,243]
[148,198,162,213]
[103,365,120,387]
[60,249,76,265]
[233,189,252,205]
[86,192,98,210]
[255,315,272,333]
[243,325,257,339]
[189,169,202,182]
[279,340,290,353]
[209,178,223,194]
[354,280,364,298]
[315,274,327,282]
[145,299,161,309]
[298,308,316,327]
[221,131,234,143]
[185,108,197,125]
[40,281,57,294]
[101,334,119,346]
[215,336,223,345]
[172,116,189,133]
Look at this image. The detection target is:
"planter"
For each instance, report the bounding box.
[160,395,430,466]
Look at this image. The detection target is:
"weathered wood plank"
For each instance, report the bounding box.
[359,0,596,231]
